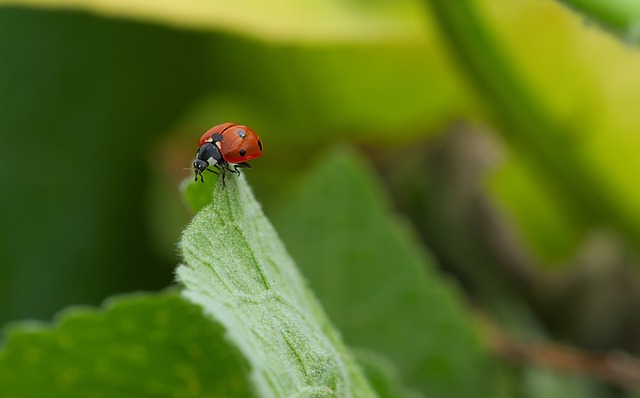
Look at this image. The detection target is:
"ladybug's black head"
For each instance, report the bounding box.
[193,159,209,183]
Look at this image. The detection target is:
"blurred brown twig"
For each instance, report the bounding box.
[485,319,640,388]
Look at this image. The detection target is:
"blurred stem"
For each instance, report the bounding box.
[426,0,640,248]
[555,0,640,40]
[484,317,640,388]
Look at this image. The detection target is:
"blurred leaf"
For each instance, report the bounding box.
[0,0,425,43]
[177,176,377,397]
[485,361,596,398]
[554,0,640,43]
[523,366,594,398]
[355,350,423,398]
[180,175,219,213]
[270,147,497,398]
[0,8,210,323]
[0,292,253,398]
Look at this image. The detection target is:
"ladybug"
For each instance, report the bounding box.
[193,123,263,185]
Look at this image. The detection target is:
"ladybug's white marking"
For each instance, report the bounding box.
[207,157,219,166]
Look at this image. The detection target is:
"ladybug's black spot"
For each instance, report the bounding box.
[239,149,246,157]
[257,140,263,150]
[237,129,246,139]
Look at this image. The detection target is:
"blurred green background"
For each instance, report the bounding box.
[2,0,640,395]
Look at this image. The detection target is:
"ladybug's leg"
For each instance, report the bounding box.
[220,166,227,188]
[212,161,227,188]
[226,164,240,175]
[206,168,219,175]
[234,162,252,170]
[227,162,250,176]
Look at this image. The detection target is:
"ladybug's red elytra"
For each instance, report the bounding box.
[193,123,263,185]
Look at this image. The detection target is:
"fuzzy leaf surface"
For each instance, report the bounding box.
[177,175,376,397]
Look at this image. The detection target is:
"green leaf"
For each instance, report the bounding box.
[0,0,425,44]
[270,147,497,398]
[0,291,253,398]
[181,174,219,214]
[176,176,377,397]
[522,366,593,398]
[354,350,423,398]
[554,0,640,43]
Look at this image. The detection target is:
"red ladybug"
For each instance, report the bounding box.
[193,123,263,185]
